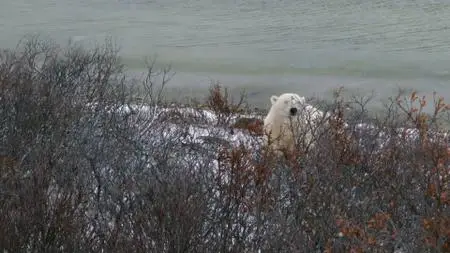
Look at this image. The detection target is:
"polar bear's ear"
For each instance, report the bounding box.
[270,95,278,105]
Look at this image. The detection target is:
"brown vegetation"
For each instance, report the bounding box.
[231,117,264,136]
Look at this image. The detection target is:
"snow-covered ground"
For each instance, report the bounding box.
[112,103,266,148]
[113,103,450,153]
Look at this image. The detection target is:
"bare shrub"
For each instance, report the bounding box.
[0,34,173,252]
[1,35,450,253]
[205,82,248,127]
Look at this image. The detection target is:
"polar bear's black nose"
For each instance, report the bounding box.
[289,107,297,116]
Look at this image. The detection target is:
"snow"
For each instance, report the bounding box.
[109,103,450,154]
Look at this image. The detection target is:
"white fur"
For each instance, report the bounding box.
[263,93,325,154]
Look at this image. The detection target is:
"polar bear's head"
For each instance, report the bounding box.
[270,93,306,117]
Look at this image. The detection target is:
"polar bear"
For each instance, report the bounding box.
[263,93,326,155]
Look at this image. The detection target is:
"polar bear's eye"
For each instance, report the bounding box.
[284,100,289,105]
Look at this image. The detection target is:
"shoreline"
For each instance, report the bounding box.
[126,68,448,115]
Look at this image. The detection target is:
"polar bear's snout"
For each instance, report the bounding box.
[289,107,298,116]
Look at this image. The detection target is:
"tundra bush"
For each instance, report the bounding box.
[0,35,449,253]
